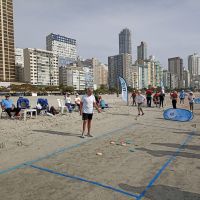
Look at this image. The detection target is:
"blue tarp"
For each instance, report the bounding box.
[194,98,200,104]
[163,108,193,122]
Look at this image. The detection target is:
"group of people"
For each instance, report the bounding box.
[170,90,195,111]
[0,89,103,139]
[131,88,196,114]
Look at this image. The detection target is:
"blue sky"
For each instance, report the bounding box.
[14,0,200,68]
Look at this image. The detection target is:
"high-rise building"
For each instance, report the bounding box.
[108,54,132,88]
[81,58,108,88]
[46,33,77,66]
[59,65,85,91]
[0,0,15,81]
[137,41,147,60]
[163,70,179,89]
[119,28,132,55]
[137,60,148,89]
[188,53,200,76]
[129,64,138,89]
[15,48,24,82]
[183,69,190,88]
[168,57,183,88]
[24,48,58,86]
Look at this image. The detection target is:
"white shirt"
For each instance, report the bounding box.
[81,95,96,114]
[135,94,146,104]
[188,95,194,103]
[65,97,71,104]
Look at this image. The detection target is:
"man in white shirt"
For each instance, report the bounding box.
[80,88,101,138]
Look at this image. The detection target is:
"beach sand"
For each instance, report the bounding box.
[0,94,199,200]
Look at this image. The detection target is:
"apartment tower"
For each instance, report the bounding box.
[0,0,15,81]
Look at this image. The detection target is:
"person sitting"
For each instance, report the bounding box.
[74,93,81,111]
[64,93,75,113]
[1,94,21,118]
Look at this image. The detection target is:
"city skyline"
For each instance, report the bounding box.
[14,0,200,67]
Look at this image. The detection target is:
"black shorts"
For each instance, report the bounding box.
[82,113,93,120]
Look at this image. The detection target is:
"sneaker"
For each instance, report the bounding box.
[80,135,85,138]
[87,134,93,137]
[142,113,144,115]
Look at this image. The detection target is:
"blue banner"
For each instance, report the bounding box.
[119,76,128,104]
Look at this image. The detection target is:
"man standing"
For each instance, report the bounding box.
[80,88,101,138]
[170,91,178,109]
[1,94,21,118]
[179,90,186,104]
[146,87,153,107]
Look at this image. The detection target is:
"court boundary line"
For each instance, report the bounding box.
[137,131,195,200]
[28,164,139,199]
[0,123,134,175]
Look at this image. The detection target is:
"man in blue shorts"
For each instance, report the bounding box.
[80,88,101,138]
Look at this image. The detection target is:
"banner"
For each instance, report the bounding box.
[160,81,165,93]
[119,76,128,104]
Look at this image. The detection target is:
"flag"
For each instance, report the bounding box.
[119,76,128,104]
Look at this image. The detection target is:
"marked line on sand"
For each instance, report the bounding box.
[28,164,139,199]
[0,123,134,175]
[137,131,195,200]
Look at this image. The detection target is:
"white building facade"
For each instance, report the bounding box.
[46,33,77,66]
[24,48,59,86]
[59,65,85,91]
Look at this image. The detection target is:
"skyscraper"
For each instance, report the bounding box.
[119,28,132,55]
[137,41,147,60]
[168,57,183,88]
[46,33,77,66]
[108,54,132,88]
[188,53,200,76]
[0,0,15,81]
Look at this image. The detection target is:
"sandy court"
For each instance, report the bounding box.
[0,94,200,200]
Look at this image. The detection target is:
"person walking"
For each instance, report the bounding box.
[170,91,178,109]
[80,88,101,138]
[188,92,195,112]
[159,90,165,108]
[179,90,186,104]
[135,91,146,116]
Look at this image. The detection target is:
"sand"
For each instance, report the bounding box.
[0,93,200,200]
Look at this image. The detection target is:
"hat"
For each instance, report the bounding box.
[76,93,79,96]
[5,94,10,97]
[189,91,193,94]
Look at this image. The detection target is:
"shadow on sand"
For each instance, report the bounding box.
[118,183,200,200]
[32,130,80,137]
[136,147,200,159]
[152,143,200,151]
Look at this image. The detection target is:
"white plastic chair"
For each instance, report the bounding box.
[57,99,67,114]
[0,102,9,119]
